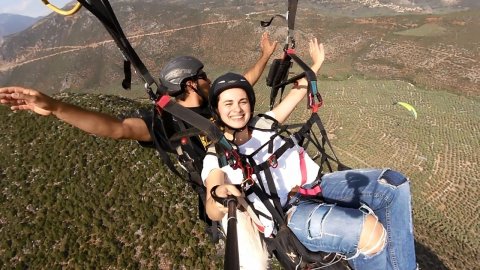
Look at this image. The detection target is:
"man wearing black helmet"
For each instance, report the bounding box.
[0,32,277,247]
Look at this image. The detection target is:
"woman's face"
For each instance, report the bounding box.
[217,88,251,129]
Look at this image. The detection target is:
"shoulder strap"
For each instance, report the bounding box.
[249,113,279,131]
[206,143,229,168]
[174,119,202,161]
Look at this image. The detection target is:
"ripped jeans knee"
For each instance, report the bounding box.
[287,201,371,257]
[349,205,387,259]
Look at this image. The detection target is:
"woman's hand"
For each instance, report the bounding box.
[207,183,242,221]
[212,183,242,198]
[210,184,242,212]
[271,36,326,124]
[309,37,325,73]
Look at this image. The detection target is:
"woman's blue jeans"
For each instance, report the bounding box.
[287,169,416,270]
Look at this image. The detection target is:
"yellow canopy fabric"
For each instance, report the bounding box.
[395,101,417,119]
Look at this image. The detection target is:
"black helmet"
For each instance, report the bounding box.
[209,72,255,121]
[159,56,204,96]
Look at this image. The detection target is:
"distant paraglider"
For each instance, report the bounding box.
[393,101,417,119]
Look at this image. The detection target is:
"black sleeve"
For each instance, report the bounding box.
[135,108,175,153]
[135,108,156,149]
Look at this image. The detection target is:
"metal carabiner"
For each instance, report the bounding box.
[240,164,255,189]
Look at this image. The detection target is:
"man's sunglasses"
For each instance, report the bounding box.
[196,71,208,80]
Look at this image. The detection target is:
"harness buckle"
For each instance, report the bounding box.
[267,154,278,168]
[241,177,255,189]
[225,150,240,169]
[241,164,254,190]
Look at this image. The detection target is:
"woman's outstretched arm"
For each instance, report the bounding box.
[271,38,325,124]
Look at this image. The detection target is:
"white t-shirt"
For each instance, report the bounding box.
[202,112,320,236]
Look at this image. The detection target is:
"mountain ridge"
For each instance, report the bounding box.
[0,13,40,39]
[0,0,478,97]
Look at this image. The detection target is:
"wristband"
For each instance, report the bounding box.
[210,185,237,207]
[210,185,225,205]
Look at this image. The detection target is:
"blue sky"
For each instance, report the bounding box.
[0,0,72,17]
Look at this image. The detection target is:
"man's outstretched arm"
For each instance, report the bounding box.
[0,86,151,141]
[243,32,278,87]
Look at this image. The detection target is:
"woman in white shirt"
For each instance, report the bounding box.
[202,38,417,270]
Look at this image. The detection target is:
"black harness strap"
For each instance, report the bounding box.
[122,59,132,90]
[246,155,284,217]
[246,137,297,218]
[247,156,267,193]
[156,96,227,146]
[168,127,202,142]
[305,113,350,171]
[174,120,203,184]
[249,185,285,226]
[78,0,155,91]
[287,0,298,51]
[150,108,183,179]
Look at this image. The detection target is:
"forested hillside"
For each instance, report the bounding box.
[0,1,479,269]
[0,93,221,269]
[2,77,478,269]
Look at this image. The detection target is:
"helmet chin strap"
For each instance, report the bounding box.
[231,125,247,133]
[221,118,249,141]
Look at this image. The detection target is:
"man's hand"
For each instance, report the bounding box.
[244,32,278,86]
[1,86,152,141]
[260,32,278,58]
[0,86,56,116]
